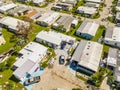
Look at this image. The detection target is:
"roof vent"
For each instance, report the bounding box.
[86,53,89,55]
[118,67,120,71]
[117,54,120,58]
[88,45,90,47]
[88,42,91,44]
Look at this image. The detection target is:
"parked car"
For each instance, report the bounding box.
[59,55,65,64]
[61,41,66,49]
[24,76,40,86]
[112,81,120,86]
[0,32,1,35]
[116,23,120,27]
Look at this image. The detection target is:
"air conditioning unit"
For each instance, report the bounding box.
[117,54,120,58]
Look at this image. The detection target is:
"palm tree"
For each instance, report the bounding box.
[15,17,33,43]
[10,17,33,53]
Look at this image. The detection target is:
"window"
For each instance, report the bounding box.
[115,43,117,46]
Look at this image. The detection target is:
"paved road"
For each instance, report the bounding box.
[97,0,114,27]
[82,0,115,27]
[13,0,115,28]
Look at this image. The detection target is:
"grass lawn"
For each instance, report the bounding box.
[101,44,110,58]
[28,23,49,41]
[103,45,110,53]
[107,16,115,23]
[72,0,85,14]
[92,25,106,42]
[0,22,49,54]
[41,48,56,68]
[0,28,15,54]
[0,24,49,89]
[0,69,26,90]
[65,21,84,41]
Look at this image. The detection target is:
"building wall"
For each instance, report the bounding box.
[33,1,45,6]
[76,32,93,40]
[77,65,95,75]
[0,23,8,28]
[36,37,59,49]
[28,63,39,75]
[37,21,48,27]
[8,28,16,32]
[18,0,30,3]
[115,18,120,23]
[14,75,24,81]
[76,10,94,17]
[104,40,120,48]
[0,10,5,14]
[0,23,17,32]
[85,0,101,4]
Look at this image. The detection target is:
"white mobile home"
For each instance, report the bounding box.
[71,40,103,74]
[106,48,120,84]
[13,42,47,68]
[0,17,29,33]
[77,6,97,17]
[13,60,39,81]
[0,3,17,14]
[62,0,78,6]
[104,27,120,48]
[76,20,99,39]
[53,15,77,32]
[33,0,45,6]
[36,30,75,49]
[13,42,47,81]
[37,12,60,27]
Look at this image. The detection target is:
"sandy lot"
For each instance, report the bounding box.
[32,57,88,90]
[32,70,79,90]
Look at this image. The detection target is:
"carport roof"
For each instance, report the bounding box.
[13,60,36,80]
